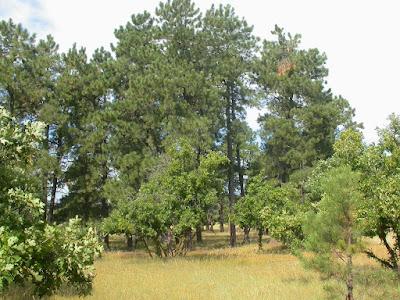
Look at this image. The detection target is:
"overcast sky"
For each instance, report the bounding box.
[1,0,399,143]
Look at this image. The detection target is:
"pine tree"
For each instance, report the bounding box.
[256,25,358,182]
[202,4,257,246]
[303,166,363,300]
[57,47,115,221]
[0,19,61,221]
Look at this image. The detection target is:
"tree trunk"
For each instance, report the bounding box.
[258,228,263,251]
[230,223,236,247]
[143,239,153,258]
[126,234,134,251]
[47,173,57,223]
[42,176,48,221]
[345,225,354,300]
[226,85,236,247]
[8,87,15,116]
[219,201,224,232]
[104,234,110,250]
[187,230,193,251]
[154,237,163,257]
[47,136,62,223]
[207,213,214,232]
[100,164,109,218]
[196,225,202,243]
[243,226,250,244]
[167,229,174,256]
[42,125,49,222]
[236,143,245,197]
[346,254,354,300]
[380,233,399,272]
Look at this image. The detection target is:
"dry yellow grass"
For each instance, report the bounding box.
[46,230,399,300]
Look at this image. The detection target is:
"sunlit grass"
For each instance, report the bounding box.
[47,230,399,300]
[3,230,399,299]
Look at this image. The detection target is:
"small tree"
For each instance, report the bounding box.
[302,166,363,300]
[260,182,304,249]
[330,126,400,275]
[101,200,135,251]
[235,176,267,249]
[128,139,228,257]
[358,115,400,274]
[236,176,304,250]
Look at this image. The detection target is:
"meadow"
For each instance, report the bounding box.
[45,230,399,300]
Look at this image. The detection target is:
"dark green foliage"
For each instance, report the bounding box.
[0,19,58,118]
[256,25,359,182]
[203,3,258,246]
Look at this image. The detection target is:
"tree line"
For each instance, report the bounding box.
[1,1,399,299]
[0,0,356,242]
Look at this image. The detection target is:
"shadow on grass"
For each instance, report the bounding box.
[185,252,240,261]
[354,265,400,287]
[104,230,290,262]
[262,244,291,254]
[282,274,313,285]
[0,284,85,300]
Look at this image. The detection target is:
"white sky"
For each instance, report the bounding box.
[1,0,399,143]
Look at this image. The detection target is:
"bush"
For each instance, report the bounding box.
[0,107,102,297]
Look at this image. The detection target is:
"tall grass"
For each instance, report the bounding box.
[4,230,400,299]
[51,231,399,300]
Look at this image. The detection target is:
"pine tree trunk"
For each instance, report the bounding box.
[346,254,354,300]
[100,164,109,218]
[47,173,57,223]
[226,85,236,247]
[346,226,354,300]
[42,125,49,221]
[48,136,62,223]
[42,176,48,221]
[8,88,15,116]
[236,143,245,197]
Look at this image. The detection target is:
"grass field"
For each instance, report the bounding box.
[6,230,400,299]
